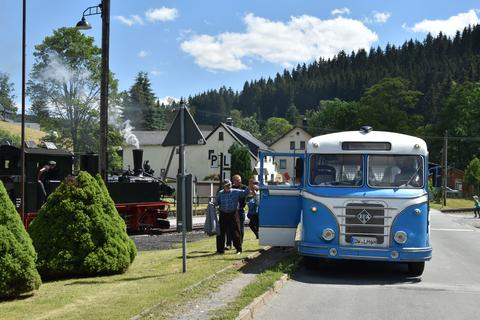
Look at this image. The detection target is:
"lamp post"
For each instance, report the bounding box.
[20,0,26,222]
[76,0,110,181]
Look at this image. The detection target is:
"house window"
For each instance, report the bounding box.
[300,141,305,150]
[279,159,287,169]
[219,132,224,141]
[290,141,295,150]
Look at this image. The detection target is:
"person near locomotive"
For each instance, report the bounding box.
[246,179,260,239]
[37,160,56,205]
[216,179,250,254]
[232,174,249,242]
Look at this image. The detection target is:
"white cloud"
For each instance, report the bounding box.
[145,7,179,22]
[150,70,161,76]
[113,15,144,26]
[181,13,378,72]
[409,9,479,37]
[138,50,150,58]
[331,8,350,16]
[373,11,391,24]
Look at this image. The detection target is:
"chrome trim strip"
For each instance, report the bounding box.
[266,189,301,196]
[401,247,432,253]
[343,232,388,236]
[339,247,390,252]
[298,244,329,249]
[334,206,397,210]
[337,214,392,219]
[400,257,432,261]
[300,252,327,257]
[339,254,389,260]
[303,190,428,200]
[340,224,389,228]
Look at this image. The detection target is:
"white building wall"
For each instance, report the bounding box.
[269,128,311,181]
[123,126,257,181]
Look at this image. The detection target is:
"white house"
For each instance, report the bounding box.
[269,126,312,182]
[123,119,275,182]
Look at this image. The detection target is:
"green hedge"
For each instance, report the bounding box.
[0,181,41,299]
[29,171,137,278]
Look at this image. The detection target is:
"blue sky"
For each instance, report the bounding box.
[1,1,479,107]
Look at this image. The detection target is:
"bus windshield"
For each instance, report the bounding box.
[309,154,363,186]
[368,155,424,188]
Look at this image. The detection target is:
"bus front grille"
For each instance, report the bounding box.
[344,203,386,245]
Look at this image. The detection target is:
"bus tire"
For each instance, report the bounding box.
[407,262,425,277]
[303,256,318,270]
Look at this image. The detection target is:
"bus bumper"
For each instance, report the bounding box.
[297,242,432,262]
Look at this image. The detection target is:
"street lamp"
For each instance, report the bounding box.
[76,0,110,181]
[20,0,27,223]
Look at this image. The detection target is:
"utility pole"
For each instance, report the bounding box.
[443,130,448,206]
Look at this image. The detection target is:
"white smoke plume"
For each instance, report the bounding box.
[121,120,140,149]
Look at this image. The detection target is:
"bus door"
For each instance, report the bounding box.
[258,152,304,246]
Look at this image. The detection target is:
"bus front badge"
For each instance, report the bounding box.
[357,209,372,224]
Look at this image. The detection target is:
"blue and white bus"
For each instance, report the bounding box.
[258,126,431,276]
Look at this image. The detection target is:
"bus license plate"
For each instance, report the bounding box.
[351,236,377,246]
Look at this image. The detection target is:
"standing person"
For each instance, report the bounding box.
[216,179,250,254]
[247,179,260,239]
[37,161,56,205]
[232,174,248,242]
[473,195,480,218]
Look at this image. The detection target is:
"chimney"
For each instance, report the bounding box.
[225,117,233,126]
[132,149,144,175]
[302,117,307,128]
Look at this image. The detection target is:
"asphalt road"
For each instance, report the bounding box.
[256,210,480,320]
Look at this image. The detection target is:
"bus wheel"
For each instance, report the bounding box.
[407,262,425,277]
[303,256,318,270]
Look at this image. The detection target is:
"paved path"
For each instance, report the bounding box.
[256,210,480,320]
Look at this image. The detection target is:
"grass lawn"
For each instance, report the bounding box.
[0,231,263,320]
[430,198,475,210]
[0,121,46,142]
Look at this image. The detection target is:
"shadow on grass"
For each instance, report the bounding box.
[0,292,34,302]
[64,272,179,286]
[238,247,293,275]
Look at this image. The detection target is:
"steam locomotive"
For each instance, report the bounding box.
[0,143,174,232]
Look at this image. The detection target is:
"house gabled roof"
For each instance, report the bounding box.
[269,126,312,147]
[129,130,212,146]
[205,123,272,159]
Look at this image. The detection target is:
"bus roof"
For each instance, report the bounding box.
[307,129,428,155]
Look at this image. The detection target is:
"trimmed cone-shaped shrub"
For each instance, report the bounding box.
[29,171,137,278]
[0,181,41,299]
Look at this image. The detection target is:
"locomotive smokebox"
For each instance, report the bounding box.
[132,149,143,175]
[80,153,99,176]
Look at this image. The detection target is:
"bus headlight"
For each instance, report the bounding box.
[321,228,335,241]
[311,206,318,213]
[394,231,408,244]
[414,208,421,215]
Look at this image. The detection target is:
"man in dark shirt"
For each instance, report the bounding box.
[232,174,248,242]
[37,161,56,205]
[216,179,250,254]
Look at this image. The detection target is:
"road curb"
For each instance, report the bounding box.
[236,273,289,320]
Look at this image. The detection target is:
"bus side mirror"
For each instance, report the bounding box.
[295,158,304,181]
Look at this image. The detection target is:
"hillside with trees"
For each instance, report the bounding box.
[185,25,480,169]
